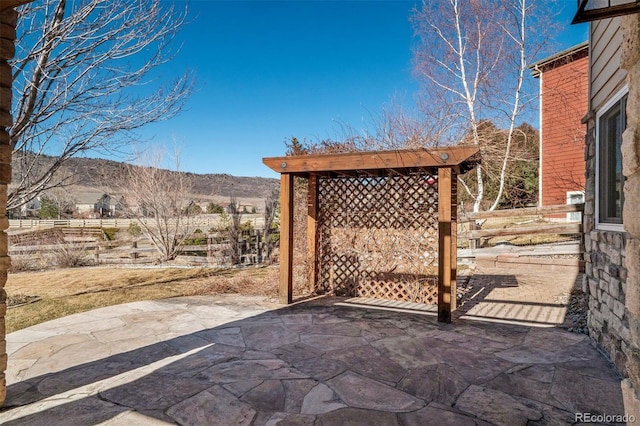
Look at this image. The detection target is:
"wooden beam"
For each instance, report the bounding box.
[438,167,454,323]
[0,0,33,11]
[279,173,294,304]
[263,147,479,174]
[461,203,584,221]
[333,170,360,178]
[307,174,318,293]
[572,0,640,24]
[465,223,582,239]
[450,170,457,314]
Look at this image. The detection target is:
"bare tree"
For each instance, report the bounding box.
[412,0,555,211]
[226,196,244,265]
[263,189,279,264]
[298,101,445,155]
[10,0,194,210]
[115,149,195,262]
[45,187,76,219]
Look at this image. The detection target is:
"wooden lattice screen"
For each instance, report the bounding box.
[263,147,478,323]
[315,174,440,304]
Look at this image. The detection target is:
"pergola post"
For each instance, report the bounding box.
[307,174,318,292]
[279,173,294,304]
[437,167,457,323]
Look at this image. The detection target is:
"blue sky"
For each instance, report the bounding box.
[137,1,588,179]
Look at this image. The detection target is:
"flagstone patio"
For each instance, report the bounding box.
[0,289,624,425]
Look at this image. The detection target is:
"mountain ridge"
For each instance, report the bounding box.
[12,155,279,205]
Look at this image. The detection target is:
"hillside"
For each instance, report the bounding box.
[11,155,279,205]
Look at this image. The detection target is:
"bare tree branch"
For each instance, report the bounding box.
[412,0,557,212]
[10,0,194,210]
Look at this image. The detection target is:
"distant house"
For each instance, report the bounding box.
[530,42,589,216]
[75,192,117,218]
[19,196,41,218]
[227,201,256,214]
[239,203,256,213]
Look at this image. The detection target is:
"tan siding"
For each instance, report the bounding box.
[590,16,627,112]
[591,18,616,71]
[591,21,618,81]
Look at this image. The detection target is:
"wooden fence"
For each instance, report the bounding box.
[459,203,584,250]
[8,215,265,230]
[9,229,279,267]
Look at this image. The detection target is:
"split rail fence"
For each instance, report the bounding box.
[459,203,584,251]
[8,215,265,230]
[9,228,278,267]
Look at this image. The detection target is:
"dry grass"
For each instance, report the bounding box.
[6,265,279,333]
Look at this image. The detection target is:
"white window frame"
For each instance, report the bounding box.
[595,86,627,232]
[566,190,584,223]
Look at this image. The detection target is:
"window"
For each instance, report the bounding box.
[597,91,627,226]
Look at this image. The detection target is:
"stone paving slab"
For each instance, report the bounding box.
[0,294,625,425]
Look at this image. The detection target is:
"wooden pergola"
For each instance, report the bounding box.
[263,146,480,323]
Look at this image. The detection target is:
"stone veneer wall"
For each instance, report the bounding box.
[0,6,17,405]
[583,120,630,376]
[620,12,640,419]
[585,11,640,419]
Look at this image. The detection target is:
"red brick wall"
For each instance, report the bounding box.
[540,55,588,206]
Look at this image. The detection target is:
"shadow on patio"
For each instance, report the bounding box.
[0,285,623,425]
[455,265,584,328]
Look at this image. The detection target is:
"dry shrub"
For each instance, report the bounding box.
[11,244,91,271]
[7,294,40,307]
[188,267,279,298]
[9,247,46,272]
[327,226,438,276]
[50,242,92,268]
[292,179,310,295]
[9,256,35,273]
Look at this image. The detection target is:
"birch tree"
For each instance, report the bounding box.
[412,0,554,211]
[10,0,193,210]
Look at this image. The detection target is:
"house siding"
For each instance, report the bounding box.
[583,16,630,378]
[540,53,588,207]
[590,17,627,112]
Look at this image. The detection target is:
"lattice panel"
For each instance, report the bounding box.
[316,173,439,304]
[357,272,438,304]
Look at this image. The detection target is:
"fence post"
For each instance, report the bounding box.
[238,238,247,264]
[130,241,138,260]
[256,232,262,263]
[469,220,478,250]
